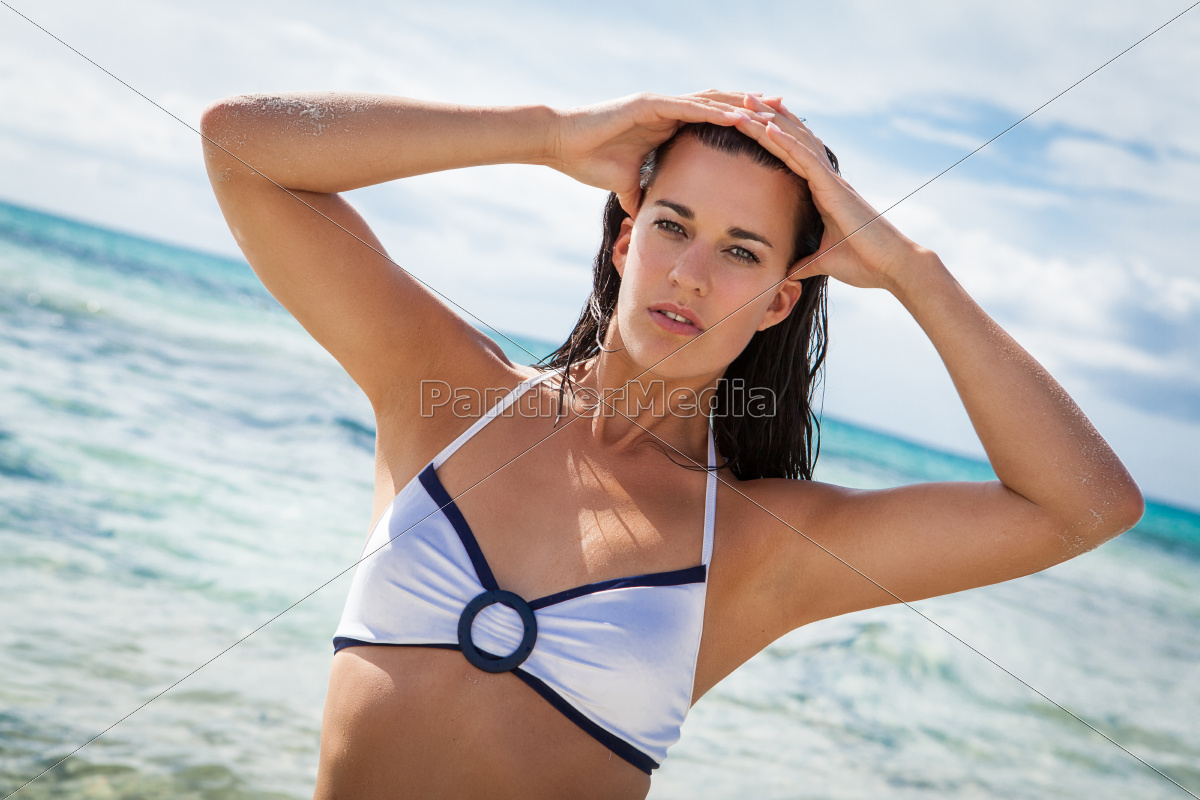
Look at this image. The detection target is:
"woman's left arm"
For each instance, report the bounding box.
[724,94,1144,627]
[870,250,1144,542]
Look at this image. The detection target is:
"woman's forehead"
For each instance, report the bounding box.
[644,137,799,237]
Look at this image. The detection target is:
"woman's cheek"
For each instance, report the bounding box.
[718,273,775,333]
[639,239,680,284]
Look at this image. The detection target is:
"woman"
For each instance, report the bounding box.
[199,90,1144,799]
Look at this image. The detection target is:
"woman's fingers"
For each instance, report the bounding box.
[686,89,756,108]
[753,96,806,133]
[688,89,799,130]
[647,93,771,127]
[742,95,837,172]
[746,95,801,135]
[741,94,837,173]
[788,252,828,281]
[748,94,792,125]
[777,103,807,129]
[686,90,782,122]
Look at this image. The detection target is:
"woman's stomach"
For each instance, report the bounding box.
[314,645,651,800]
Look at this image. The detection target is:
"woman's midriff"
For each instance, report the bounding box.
[314,645,653,800]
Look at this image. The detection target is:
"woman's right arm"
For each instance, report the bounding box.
[201,94,560,193]
[199,94,559,408]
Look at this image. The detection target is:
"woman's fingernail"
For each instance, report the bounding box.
[767,121,781,134]
[757,112,776,120]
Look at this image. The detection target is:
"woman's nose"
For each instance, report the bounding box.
[669,244,710,295]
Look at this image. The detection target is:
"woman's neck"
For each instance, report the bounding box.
[567,347,718,465]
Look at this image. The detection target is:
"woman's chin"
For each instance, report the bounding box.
[616,336,721,383]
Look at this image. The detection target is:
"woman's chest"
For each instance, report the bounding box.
[427,420,710,603]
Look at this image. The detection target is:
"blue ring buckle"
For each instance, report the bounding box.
[457,589,538,673]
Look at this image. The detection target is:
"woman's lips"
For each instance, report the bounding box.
[649,307,703,335]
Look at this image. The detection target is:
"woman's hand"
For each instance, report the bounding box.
[727,93,931,293]
[551,92,772,213]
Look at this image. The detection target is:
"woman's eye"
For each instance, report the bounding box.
[654,219,685,235]
[730,246,759,263]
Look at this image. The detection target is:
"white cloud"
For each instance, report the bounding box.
[890,117,989,153]
[1044,136,1200,205]
[903,200,1200,352]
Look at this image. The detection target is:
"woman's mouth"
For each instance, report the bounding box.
[649,305,703,335]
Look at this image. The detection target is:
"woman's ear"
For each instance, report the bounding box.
[757,278,803,331]
[612,217,635,277]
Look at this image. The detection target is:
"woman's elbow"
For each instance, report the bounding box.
[199,96,261,180]
[1082,478,1146,547]
[1051,477,1144,559]
[201,97,234,140]
[200,94,257,136]
[1107,479,1146,537]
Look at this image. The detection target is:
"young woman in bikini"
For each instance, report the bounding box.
[200,89,1143,799]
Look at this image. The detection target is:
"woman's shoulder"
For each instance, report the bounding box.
[716,473,847,535]
[370,329,542,479]
[710,475,845,595]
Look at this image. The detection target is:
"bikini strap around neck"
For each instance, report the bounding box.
[702,424,716,566]
[431,369,563,470]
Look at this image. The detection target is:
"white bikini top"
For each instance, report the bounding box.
[332,369,717,774]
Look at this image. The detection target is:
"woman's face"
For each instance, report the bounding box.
[611,137,803,382]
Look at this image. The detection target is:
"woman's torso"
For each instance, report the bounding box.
[315,367,774,799]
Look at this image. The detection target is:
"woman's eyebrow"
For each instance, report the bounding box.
[728,227,773,249]
[652,200,773,249]
[653,199,694,219]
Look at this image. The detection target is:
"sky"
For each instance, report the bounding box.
[2,0,1198,509]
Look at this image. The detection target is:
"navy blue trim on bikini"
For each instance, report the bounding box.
[528,565,706,610]
[332,638,657,773]
[334,639,512,661]
[333,637,461,654]
[418,465,500,591]
[511,669,658,774]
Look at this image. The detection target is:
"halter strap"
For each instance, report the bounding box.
[431,369,562,470]
[702,425,717,566]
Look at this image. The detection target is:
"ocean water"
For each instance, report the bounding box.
[1,198,1197,799]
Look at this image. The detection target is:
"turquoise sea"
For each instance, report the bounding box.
[2,198,1197,799]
